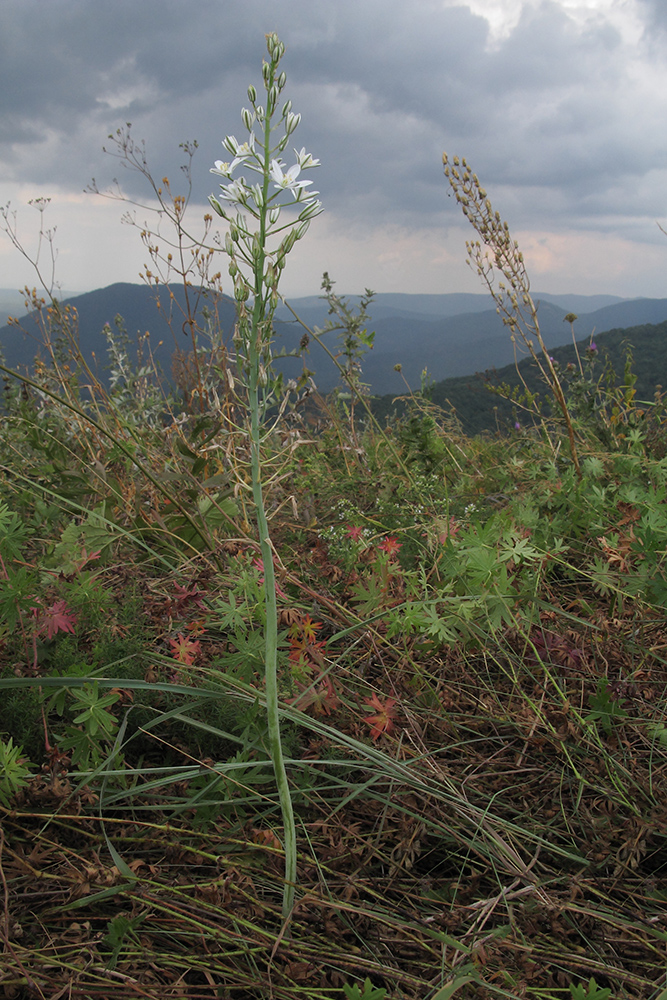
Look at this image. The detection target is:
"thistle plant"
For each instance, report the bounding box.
[208,32,322,921]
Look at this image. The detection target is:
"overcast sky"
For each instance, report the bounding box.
[2,0,667,300]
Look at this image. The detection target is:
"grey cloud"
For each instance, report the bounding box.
[637,0,667,31]
[1,0,667,254]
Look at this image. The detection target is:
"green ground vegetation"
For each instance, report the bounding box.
[1,61,667,1000]
[1,283,667,1000]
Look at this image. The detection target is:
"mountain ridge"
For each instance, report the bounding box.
[405,319,667,436]
[0,282,666,397]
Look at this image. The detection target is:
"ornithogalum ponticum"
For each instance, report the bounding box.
[209,33,322,924]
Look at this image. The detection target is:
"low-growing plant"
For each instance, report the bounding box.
[570,978,612,1000]
[0,734,34,805]
[343,978,386,1000]
[48,680,121,770]
[585,677,630,736]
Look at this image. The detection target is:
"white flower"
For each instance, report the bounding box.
[294,147,320,169]
[233,138,255,158]
[217,178,249,204]
[269,159,317,200]
[223,134,255,157]
[211,160,234,178]
[212,135,257,178]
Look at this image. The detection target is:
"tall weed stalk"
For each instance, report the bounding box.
[443,153,582,477]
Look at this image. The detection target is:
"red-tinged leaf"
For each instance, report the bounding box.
[438,516,461,543]
[253,558,287,598]
[168,634,202,665]
[40,600,78,639]
[71,547,102,573]
[299,615,322,643]
[171,582,207,612]
[362,692,399,741]
[346,524,364,542]
[288,675,340,716]
[288,614,326,668]
[378,536,402,558]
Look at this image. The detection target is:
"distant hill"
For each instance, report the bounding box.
[0,283,239,385]
[278,293,667,394]
[278,290,627,323]
[374,320,667,437]
[0,287,80,328]
[1,282,667,401]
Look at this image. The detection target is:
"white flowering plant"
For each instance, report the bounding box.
[208,33,322,925]
[209,36,321,392]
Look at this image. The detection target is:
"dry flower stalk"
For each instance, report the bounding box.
[443,153,581,478]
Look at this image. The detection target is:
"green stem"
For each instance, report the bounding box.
[249,399,296,921]
[243,60,297,924]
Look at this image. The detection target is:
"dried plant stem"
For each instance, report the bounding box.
[443,153,581,478]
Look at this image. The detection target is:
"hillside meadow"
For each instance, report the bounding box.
[1,34,667,1000]
[1,275,667,1000]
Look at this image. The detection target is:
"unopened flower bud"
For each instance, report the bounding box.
[282,229,297,254]
[285,112,301,134]
[299,198,322,220]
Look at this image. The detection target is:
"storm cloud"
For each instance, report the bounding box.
[1,0,666,297]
